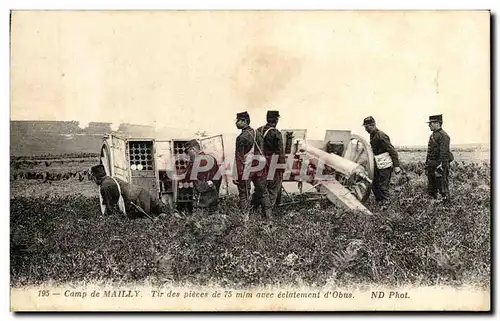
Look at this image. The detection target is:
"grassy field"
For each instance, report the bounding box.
[10,149,491,289]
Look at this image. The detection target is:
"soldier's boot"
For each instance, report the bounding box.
[274,188,283,209]
[379,200,389,211]
[207,205,217,215]
[426,181,438,199]
[262,207,272,221]
[261,191,273,221]
[262,195,273,221]
[239,199,248,211]
[250,194,261,211]
[427,191,438,199]
[237,180,252,211]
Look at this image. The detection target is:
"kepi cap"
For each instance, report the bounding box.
[362,116,376,126]
[426,114,443,123]
[236,111,250,120]
[186,139,201,150]
[91,164,107,179]
[266,110,280,119]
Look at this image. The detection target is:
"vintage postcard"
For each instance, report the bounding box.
[9,10,491,311]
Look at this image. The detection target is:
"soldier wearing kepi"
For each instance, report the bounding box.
[234,111,272,220]
[90,164,166,219]
[184,139,221,215]
[425,114,453,203]
[362,116,401,206]
[255,110,286,208]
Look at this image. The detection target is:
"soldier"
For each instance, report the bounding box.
[184,139,221,214]
[362,116,401,206]
[90,164,167,219]
[425,114,453,203]
[234,111,272,220]
[255,110,286,208]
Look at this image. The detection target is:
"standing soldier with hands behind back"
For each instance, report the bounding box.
[362,116,401,207]
[425,114,453,204]
[256,110,286,209]
[234,111,273,220]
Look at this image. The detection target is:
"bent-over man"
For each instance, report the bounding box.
[91,164,166,219]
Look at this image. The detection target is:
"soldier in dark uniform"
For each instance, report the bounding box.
[91,165,166,219]
[255,110,286,208]
[425,114,453,203]
[234,111,272,220]
[362,116,401,205]
[184,139,221,214]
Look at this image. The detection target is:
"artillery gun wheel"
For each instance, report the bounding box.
[100,143,113,177]
[342,135,375,203]
[98,142,113,215]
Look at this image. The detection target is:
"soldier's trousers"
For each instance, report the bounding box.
[127,190,166,219]
[372,167,392,203]
[195,185,220,215]
[266,172,283,208]
[426,166,450,198]
[237,177,272,218]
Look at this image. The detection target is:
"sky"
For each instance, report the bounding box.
[10,10,490,146]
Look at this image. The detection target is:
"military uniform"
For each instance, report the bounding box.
[235,111,272,219]
[363,117,400,204]
[255,110,286,208]
[92,165,165,219]
[100,176,165,219]
[425,115,452,200]
[184,150,221,214]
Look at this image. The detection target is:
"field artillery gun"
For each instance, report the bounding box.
[97,128,375,215]
[279,129,375,215]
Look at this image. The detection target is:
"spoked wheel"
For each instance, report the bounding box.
[342,135,375,203]
[100,143,112,177]
[98,143,113,215]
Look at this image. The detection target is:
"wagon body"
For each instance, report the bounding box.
[98,133,228,213]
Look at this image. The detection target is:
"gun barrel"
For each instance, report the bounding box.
[302,145,367,178]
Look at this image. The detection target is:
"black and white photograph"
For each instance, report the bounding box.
[8,10,491,311]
